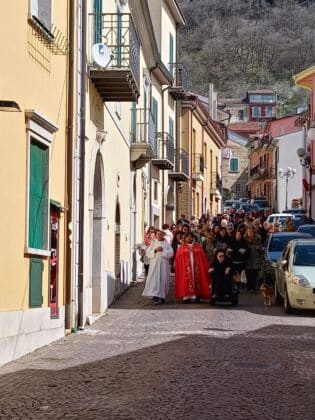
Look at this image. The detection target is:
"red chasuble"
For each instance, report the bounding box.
[174,243,211,299]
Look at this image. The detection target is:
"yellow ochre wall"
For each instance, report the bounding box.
[0,2,68,311]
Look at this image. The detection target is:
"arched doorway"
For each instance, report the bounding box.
[92,153,103,313]
[114,202,121,298]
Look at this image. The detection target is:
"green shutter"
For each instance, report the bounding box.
[169,33,174,74]
[116,8,122,67]
[29,258,43,307]
[230,158,238,172]
[94,0,103,44]
[169,117,174,140]
[152,98,158,134]
[29,139,49,250]
[131,103,137,143]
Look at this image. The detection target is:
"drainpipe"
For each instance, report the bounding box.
[78,0,87,329]
[65,0,75,331]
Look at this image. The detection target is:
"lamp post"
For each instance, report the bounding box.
[278,167,296,211]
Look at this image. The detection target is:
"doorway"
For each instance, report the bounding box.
[114,202,121,298]
[92,154,103,313]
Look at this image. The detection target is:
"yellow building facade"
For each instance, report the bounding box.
[0,1,69,365]
[179,95,226,220]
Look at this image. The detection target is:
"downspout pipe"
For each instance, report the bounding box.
[78,0,87,329]
[65,0,75,331]
[161,85,171,225]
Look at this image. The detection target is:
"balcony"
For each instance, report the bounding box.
[192,153,205,181]
[168,149,189,181]
[250,164,266,180]
[88,13,140,102]
[130,108,156,169]
[169,64,188,100]
[210,172,222,195]
[152,132,175,170]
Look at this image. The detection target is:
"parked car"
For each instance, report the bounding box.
[297,224,315,237]
[239,203,262,213]
[283,209,306,216]
[266,213,300,229]
[253,199,271,216]
[275,238,315,313]
[238,197,250,203]
[261,232,312,284]
[223,200,241,212]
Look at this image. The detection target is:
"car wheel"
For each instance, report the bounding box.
[283,288,292,314]
[275,284,282,304]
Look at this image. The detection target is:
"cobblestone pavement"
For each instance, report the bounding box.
[0,277,315,419]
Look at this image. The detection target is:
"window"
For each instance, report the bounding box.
[266,106,274,117]
[252,107,261,118]
[169,117,174,140]
[94,0,103,44]
[30,0,52,32]
[229,157,239,172]
[235,183,241,192]
[169,33,174,74]
[29,138,49,251]
[130,103,137,143]
[238,110,244,121]
[25,109,58,256]
[153,180,158,202]
[151,98,158,134]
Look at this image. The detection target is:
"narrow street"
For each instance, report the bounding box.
[0,278,314,420]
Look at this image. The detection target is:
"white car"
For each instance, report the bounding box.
[275,239,315,313]
[266,213,301,230]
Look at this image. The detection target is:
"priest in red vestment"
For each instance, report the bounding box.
[174,232,211,302]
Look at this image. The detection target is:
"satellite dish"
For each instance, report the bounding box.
[92,43,112,68]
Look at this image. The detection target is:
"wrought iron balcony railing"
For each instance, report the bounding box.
[168,149,189,181]
[169,63,188,100]
[130,108,156,168]
[88,13,140,101]
[152,132,175,170]
[192,153,205,180]
[210,172,222,194]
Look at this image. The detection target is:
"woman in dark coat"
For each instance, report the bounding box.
[230,230,249,275]
[209,248,235,299]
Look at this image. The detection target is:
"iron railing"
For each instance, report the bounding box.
[155,132,175,163]
[192,153,205,175]
[171,148,189,176]
[210,172,222,192]
[130,108,157,155]
[88,13,140,87]
[170,63,189,91]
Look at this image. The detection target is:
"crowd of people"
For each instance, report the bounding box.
[140,209,298,305]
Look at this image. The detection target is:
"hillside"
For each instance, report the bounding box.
[178,0,315,111]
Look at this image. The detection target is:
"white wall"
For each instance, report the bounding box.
[276,131,303,212]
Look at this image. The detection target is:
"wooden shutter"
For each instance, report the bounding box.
[29,258,43,307]
[94,0,103,44]
[169,33,174,74]
[169,117,174,140]
[29,139,49,250]
[130,103,137,143]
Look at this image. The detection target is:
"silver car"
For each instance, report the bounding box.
[275,239,315,313]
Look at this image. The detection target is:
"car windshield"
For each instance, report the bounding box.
[293,245,315,266]
[255,200,269,207]
[268,236,298,252]
[268,216,287,224]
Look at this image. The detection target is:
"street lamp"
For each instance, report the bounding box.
[278,167,296,211]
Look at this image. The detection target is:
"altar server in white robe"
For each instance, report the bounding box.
[142,230,174,304]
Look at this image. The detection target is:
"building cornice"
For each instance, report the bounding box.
[164,0,186,25]
[293,65,315,91]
